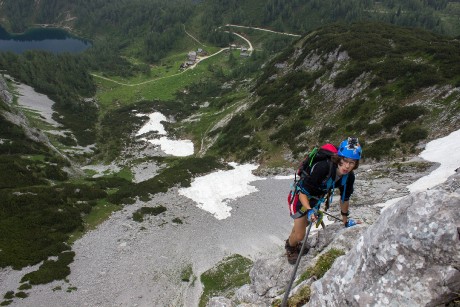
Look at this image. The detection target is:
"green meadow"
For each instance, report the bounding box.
[94,47,234,109]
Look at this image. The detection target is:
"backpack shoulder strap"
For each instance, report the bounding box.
[341,173,348,186]
[340,173,349,202]
[319,160,333,183]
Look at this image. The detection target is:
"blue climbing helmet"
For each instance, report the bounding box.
[338,137,362,160]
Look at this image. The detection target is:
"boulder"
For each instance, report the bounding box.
[233,223,367,305]
[308,173,460,306]
[206,296,234,307]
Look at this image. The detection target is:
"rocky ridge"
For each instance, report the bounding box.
[208,171,460,306]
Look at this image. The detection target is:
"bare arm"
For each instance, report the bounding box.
[340,200,349,225]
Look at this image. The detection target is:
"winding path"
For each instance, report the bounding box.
[91,24,265,86]
[91,69,189,87]
[227,31,253,53]
[224,24,301,37]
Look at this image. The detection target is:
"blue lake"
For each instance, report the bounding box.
[0,26,91,54]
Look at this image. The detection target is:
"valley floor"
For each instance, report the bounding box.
[2,178,294,307]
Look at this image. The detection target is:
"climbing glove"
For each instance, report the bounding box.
[307,209,318,222]
[345,218,357,228]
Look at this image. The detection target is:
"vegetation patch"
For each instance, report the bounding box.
[199,254,253,307]
[364,138,397,160]
[14,292,27,299]
[132,206,167,222]
[297,248,345,283]
[400,126,428,143]
[66,286,78,293]
[273,285,311,307]
[181,264,194,282]
[0,182,106,269]
[366,123,384,136]
[2,292,14,300]
[21,251,75,285]
[17,284,31,291]
[381,105,427,131]
[68,200,121,244]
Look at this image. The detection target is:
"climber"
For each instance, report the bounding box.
[285,137,362,264]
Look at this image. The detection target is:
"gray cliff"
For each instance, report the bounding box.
[308,172,460,306]
[210,172,460,306]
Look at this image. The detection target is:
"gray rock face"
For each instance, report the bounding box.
[232,223,368,305]
[0,76,13,104]
[207,296,234,307]
[308,173,460,306]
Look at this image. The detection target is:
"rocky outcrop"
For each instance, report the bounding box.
[0,75,13,104]
[214,173,459,306]
[308,172,460,306]
[225,223,368,306]
[0,77,81,175]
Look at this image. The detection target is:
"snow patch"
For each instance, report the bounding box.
[136,112,167,136]
[407,129,460,193]
[144,137,194,157]
[375,128,460,210]
[135,111,194,157]
[179,163,265,220]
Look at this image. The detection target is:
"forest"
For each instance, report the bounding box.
[1,0,459,66]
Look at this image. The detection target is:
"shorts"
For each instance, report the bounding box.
[288,192,320,219]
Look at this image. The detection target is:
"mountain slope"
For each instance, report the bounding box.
[196,22,460,164]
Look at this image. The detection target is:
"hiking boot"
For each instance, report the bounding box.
[285,239,299,265]
[296,242,310,256]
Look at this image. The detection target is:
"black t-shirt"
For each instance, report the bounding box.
[298,160,355,201]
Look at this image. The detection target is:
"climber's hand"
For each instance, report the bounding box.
[307,209,318,222]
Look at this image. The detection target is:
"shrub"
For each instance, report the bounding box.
[15,292,27,299]
[334,65,367,88]
[132,211,143,222]
[3,292,14,300]
[382,105,427,131]
[56,135,77,146]
[365,138,396,160]
[44,164,68,181]
[172,218,183,224]
[181,264,193,282]
[369,76,386,88]
[21,251,75,285]
[318,126,336,140]
[0,181,106,270]
[18,284,31,291]
[132,206,167,222]
[400,126,428,143]
[342,99,365,119]
[66,286,77,292]
[366,123,383,136]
